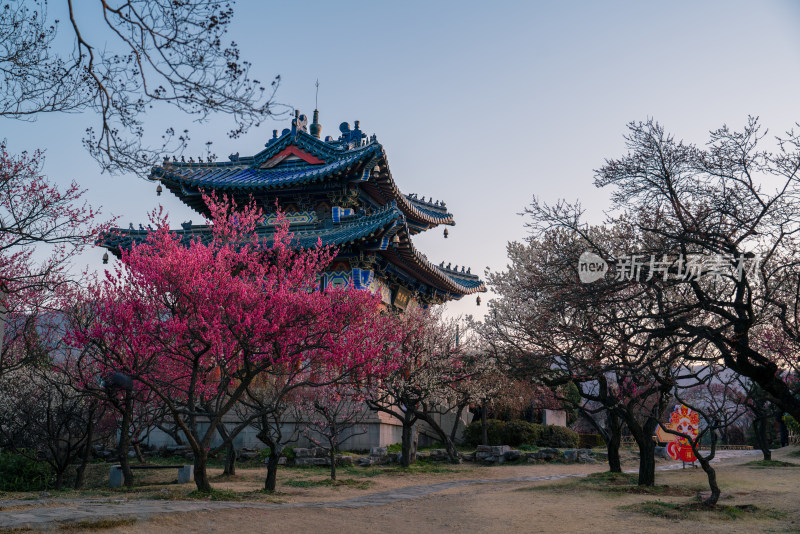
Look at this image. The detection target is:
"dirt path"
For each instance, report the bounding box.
[0,450,767,531]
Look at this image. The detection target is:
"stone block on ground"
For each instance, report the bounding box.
[370,446,388,458]
[109,466,123,488]
[177,465,194,484]
[428,449,448,460]
[293,448,312,458]
[294,457,328,466]
[336,455,354,466]
[476,445,511,456]
[563,449,578,462]
[525,450,558,461]
[576,448,595,463]
[503,450,521,461]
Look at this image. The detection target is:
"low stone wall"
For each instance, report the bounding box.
[140,408,471,452]
[465,445,597,464]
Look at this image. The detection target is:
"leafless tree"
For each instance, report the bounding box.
[297,383,369,481]
[0,366,106,489]
[662,363,750,506]
[481,222,702,485]
[364,309,481,466]
[1,1,281,175]
[525,118,800,421]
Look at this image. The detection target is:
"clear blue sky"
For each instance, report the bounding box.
[4,0,800,318]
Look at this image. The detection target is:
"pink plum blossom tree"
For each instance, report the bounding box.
[73,194,389,492]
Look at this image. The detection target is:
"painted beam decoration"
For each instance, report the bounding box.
[656,405,700,462]
[263,211,318,226]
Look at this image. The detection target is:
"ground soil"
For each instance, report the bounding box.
[3,447,799,533]
[110,448,800,533]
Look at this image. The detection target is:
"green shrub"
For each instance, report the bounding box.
[538,425,579,448]
[502,420,541,447]
[464,419,580,448]
[0,451,53,491]
[463,419,510,446]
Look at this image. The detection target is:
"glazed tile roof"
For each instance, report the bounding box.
[150,129,454,231]
[104,203,403,251]
[101,205,484,297]
[154,144,382,191]
[387,229,485,297]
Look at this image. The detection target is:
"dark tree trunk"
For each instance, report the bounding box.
[117,392,134,487]
[636,437,656,486]
[606,412,622,473]
[628,414,660,486]
[224,443,237,476]
[619,389,667,487]
[54,469,65,490]
[481,403,488,446]
[257,417,285,492]
[400,414,415,467]
[688,431,721,507]
[216,424,237,476]
[193,450,211,492]
[450,404,466,444]
[698,457,721,506]
[75,411,95,489]
[133,442,145,463]
[264,450,280,492]
[330,448,337,481]
[415,408,461,463]
[754,419,772,461]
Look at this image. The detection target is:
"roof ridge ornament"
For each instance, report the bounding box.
[291,110,308,136]
[310,80,322,139]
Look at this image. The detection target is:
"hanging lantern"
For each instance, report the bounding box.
[443,228,449,238]
[102,251,109,264]
[476,296,481,306]
[156,184,163,196]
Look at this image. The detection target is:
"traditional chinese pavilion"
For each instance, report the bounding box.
[103,110,485,310]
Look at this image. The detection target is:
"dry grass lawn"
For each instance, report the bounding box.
[3,447,799,533]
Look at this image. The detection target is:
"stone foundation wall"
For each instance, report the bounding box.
[142,407,471,451]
